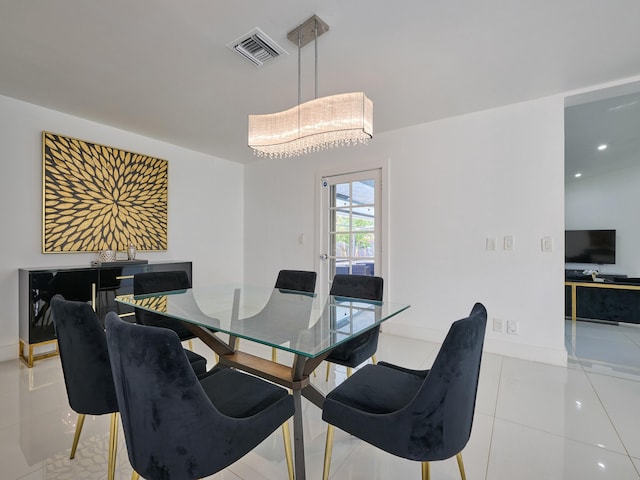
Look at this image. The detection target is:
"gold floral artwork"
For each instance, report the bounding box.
[42,132,168,253]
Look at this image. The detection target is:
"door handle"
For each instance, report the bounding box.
[320,254,328,260]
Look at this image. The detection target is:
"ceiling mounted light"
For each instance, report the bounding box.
[597,144,607,151]
[248,15,373,159]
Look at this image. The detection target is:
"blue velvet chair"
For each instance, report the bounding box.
[274,269,317,293]
[49,295,119,480]
[270,269,317,361]
[324,274,384,380]
[104,312,296,480]
[133,271,208,375]
[321,303,487,480]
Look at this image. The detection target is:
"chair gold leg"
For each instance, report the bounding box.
[281,421,294,480]
[131,471,140,480]
[108,412,119,480]
[422,461,430,480]
[325,362,331,381]
[322,425,335,480]
[272,347,278,362]
[70,413,86,459]
[346,366,352,377]
[456,452,467,480]
[371,354,377,365]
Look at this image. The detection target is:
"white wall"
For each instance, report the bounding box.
[0,94,245,361]
[566,162,640,276]
[245,95,568,365]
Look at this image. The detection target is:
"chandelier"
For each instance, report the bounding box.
[248,15,373,159]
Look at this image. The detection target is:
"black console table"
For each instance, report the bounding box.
[19,260,192,367]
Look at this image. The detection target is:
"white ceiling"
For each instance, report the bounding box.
[2,0,640,164]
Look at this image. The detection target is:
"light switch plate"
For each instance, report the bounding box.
[542,236,553,252]
[503,235,514,251]
[486,237,497,251]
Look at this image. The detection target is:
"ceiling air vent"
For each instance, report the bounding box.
[227,28,287,67]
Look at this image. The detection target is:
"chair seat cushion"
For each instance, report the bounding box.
[184,349,207,376]
[324,362,425,415]
[200,367,290,418]
[327,327,379,365]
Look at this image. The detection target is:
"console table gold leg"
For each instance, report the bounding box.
[19,339,59,368]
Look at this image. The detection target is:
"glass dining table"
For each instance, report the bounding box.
[116,284,410,480]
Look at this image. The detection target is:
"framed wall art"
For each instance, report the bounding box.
[42,132,168,253]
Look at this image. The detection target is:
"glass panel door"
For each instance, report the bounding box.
[320,169,381,295]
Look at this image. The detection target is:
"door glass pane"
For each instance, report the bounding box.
[354,233,375,258]
[334,209,350,232]
[331,233,350,257]
[351,179,374,205]
[335,258,350,275]
[352,206,374,231]
[334,183,351,206]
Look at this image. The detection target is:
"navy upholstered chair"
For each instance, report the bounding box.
[324,274,384,380]
[133,271,208,375]
[49,295,119,480]
[270,269,317,361]
[321,303,488,480]
[274,269,317,293]
[104,312,295,480]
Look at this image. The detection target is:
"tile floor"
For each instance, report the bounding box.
[2,319,640,479]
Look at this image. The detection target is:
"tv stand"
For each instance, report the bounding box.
[565,276,640,324]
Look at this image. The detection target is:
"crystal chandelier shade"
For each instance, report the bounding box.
[248,92,373,159]
[247,15,373,159]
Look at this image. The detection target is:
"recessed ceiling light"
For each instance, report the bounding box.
[597,144,608,151]
[575,173,582,178]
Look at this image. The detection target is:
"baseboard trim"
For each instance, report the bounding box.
[0,342,17,363]
[383,322,568,367]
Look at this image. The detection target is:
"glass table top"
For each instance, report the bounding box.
[116,284,410,358]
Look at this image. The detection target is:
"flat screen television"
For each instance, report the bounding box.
[565,229,616,264]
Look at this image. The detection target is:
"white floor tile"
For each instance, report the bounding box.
[588,372,640,459]
[486,418,640,480]
[496,356,625,453]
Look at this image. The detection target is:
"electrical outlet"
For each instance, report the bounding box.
[493,318,503,333]
[507,320,519,335]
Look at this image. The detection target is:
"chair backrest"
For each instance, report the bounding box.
[330,274,383,301]
[133,270,191,295]
[325,275,384,364]
[50,295,118,415]
[411,303,487,460]
[133,271,194,340]
[274,269,317,293]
